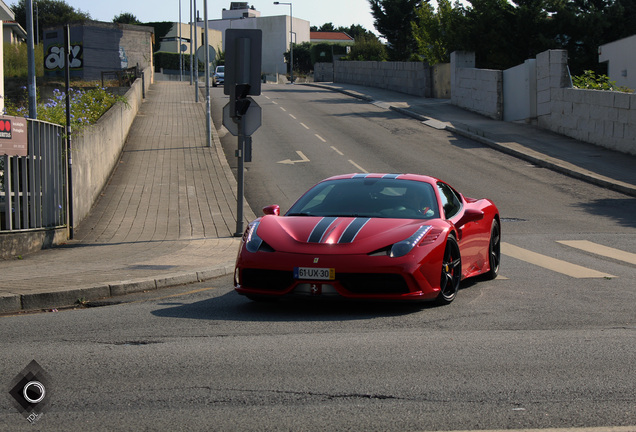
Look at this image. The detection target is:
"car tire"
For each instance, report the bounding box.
[437,235,461,305]
[485,219,501,280]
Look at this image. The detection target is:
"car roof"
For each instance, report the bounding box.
[321,173,440,185]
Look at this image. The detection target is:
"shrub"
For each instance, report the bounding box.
[5,87,128,134]
[572,70,633,93]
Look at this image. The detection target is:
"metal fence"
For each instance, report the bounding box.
[1,120,66,231]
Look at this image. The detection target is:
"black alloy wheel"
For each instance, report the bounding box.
[437,235,461,304]
[486,219,501,280]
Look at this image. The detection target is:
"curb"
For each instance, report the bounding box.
[0,263,235,315]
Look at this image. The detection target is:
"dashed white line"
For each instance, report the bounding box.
[348,160,368,173]
[280,107,287,112]
[289,114,297,119]
[300,123,310,130]
[330,146,344,155]
[315,134,327,142]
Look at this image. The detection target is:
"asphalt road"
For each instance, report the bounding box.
[1,275,635,430]
[1,84,634,430]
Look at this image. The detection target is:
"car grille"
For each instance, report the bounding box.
[338,273,410,294]
[241,269,294,292]
[241,269,410,295]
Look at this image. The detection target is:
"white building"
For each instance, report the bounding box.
[202,2,310,79]
[158,22,223,65]
[598,35,636,91]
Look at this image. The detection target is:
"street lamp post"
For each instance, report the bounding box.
[273,1,293,84]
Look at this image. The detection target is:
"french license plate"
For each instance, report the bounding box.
[294,267,335,280]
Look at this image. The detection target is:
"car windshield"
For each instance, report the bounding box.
[286,178,440,219]
[216,66,224,73]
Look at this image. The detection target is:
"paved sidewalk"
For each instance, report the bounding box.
[1,80,635,314]
[0,82,255,313]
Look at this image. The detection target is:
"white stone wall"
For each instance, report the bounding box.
[536,49,636,156]
[450,51,503,120]
[334,61,432,97]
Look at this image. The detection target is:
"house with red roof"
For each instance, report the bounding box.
[310,31,354,46]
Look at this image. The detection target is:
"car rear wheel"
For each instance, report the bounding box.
[485,219,501,280]
[437,236,461,304]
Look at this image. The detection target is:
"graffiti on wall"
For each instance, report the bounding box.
[44,44,83,71]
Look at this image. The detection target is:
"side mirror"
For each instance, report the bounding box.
[262,205,280,216]
[456,208,484,227]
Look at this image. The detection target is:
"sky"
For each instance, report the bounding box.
[60,0,378,33]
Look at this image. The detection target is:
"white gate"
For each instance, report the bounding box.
[503,59,537,122]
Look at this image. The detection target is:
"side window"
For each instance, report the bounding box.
[437,182,462,219]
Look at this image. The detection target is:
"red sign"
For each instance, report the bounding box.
[0,116,28,156]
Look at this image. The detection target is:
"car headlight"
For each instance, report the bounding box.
[390,225,433,258]
[245,221,263,253]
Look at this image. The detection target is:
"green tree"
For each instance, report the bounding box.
[341,24,376,40]
[283,42,312,75]
[461,0,517,69]
[113,12,140,24]
[345,34,387,61]
[546,0,627,74]
[412,0,467,64]
[11,0,91,41]
[369,0,423,60]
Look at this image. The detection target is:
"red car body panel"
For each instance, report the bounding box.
[234,174,499,301]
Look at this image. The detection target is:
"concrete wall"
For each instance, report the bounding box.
[334,61,432,97]
[451,51,503,120]
[314,62,333,82]
[43,21,154,81]
[536,50,636,155]
[71,68,151,228]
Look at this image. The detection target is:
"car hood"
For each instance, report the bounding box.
[256,215,446,255]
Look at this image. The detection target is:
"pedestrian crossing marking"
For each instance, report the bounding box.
[501,242,616,279]
[557,240,636,266]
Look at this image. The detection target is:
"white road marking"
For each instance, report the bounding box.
[557,240,636,266]
[280,107,287,112]
[300,122,310,129]
[348,160,368,173]
[277,151,310,165]
[502,243,615,278]
[315,134,327,142]
[289,114,296,119]
[331,146,344,155]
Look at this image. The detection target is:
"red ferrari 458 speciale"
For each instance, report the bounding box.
[234,173,500,304]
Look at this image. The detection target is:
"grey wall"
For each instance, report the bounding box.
[72,69,151,227]
[451,51,503,120]
[334,61,433,98]
[43,21,154,81]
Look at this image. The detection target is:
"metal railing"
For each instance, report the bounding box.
[1,120,66,231]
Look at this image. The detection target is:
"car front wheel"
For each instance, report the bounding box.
[437,235,461,305]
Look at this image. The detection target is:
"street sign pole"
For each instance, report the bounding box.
[235,117,245,237]
[225,29,262,237]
